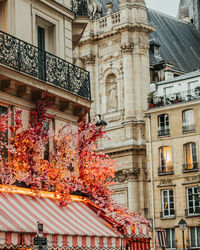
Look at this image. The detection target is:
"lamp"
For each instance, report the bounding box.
[95,114,107,126]
[178,218,187,250]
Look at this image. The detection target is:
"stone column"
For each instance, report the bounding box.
[127,168,140,211]
[121,42,135,120]
[81,54,96,118]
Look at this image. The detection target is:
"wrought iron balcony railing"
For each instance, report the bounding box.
[71,0,88,16]
[185,207,200,216]
[182,162,199,172]
[148,88,200,109]
[182,123,195,133]
[158,165,174,176]
[158,127,170,136]
[160,210,175,219]
[0,30,91,100]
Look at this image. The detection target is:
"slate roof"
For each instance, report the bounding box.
[148,9,200,73]
[97,1,200,73]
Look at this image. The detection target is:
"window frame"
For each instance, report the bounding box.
[158,114,170,136]
[161,189,175,218]
[182,109,195,132]
[159,146,173,173]
[183,142,197,170]
[189,227,200,248]
[166,228,176,249]
[186,187,200,215]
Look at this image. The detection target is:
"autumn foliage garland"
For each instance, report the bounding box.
[0,93,148,228]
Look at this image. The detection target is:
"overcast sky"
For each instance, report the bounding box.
[145,0,180,17]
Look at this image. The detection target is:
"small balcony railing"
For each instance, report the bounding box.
[166,240,177,249]
[0,30,91,100]
[185,207,200,216]
[158,127,170,136]
[158,165,174,176]
[71,0,88,16]
[160,210,175,219]
[182,162,199,172]
[148,89,200,109]
[182,124,195,133]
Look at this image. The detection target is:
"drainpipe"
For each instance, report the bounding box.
[145,114,155,249]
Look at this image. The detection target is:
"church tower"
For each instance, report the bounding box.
[74,0,154,215]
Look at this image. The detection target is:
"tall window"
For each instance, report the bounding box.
[184,142,197,170]
[190,227,200,248]
[158,114,169,136]
[187,187,200,215]
[0,106,8,158]
[159,146,173,173]
[161,190,175,217]
[182,109,195,132]
[166,228,176,249]
[43,121,49,161]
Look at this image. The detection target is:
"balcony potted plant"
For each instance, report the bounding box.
[148,92,156,108]
[173,93,180,103]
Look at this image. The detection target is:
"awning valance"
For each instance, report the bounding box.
[0,187,150,249]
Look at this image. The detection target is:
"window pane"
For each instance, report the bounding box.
[190,227,196,247]
[197,227,200,246]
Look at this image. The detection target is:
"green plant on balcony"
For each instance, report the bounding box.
[148,92,157,108]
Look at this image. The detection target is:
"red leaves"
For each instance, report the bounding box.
[0,92,148,228]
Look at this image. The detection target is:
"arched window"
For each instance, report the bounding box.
[183,142,197,170]
[159,146,173,174]
[106,74,117,111]
[182,109,195,132]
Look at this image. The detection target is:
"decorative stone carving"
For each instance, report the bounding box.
[184,175,199,183]
[159,179,173,185]
[121,43,134,54]
[114,168,140,183]
[81,54,95,65]
[87,0,103,19]
[106,74,117,111]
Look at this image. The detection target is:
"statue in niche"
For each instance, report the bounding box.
[107,76,117,111]
[87,0,103,19]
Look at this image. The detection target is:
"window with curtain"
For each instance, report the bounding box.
[187,187,200,215]
[158,114,170,136]
[190,227,200,248]
[162,190,175,217]
[166,228,176,249]
[184,142,197,170]
[182,109,195,132]
[159,146,173,173]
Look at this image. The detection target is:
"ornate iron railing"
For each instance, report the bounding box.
[0,30,91,100]
[71,0,88,16]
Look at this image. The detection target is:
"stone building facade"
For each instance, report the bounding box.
[0,0,91,156]
[74,0,154,214]
[145,71,200,249]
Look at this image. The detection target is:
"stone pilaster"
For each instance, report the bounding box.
[81,54,96,118]
[121,42,135,120]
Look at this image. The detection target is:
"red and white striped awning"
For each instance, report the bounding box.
[0,187,150,249]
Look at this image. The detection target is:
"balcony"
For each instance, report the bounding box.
[0,30,91,100]
[158,127,170,137]
[182,162,199,173]
[148,89,200,109]
[185,207,200,217]
[158,166,174,176]
[182,124,195,133]
[160,210,175,219]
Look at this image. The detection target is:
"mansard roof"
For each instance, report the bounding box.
[97,1,200,73]
[148,9,200,73]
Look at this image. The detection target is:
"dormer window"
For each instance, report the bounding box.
[149,39,161,56]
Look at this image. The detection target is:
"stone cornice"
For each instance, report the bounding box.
[115,168,141,182]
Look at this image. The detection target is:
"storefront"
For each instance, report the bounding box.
[0,186,150,249]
